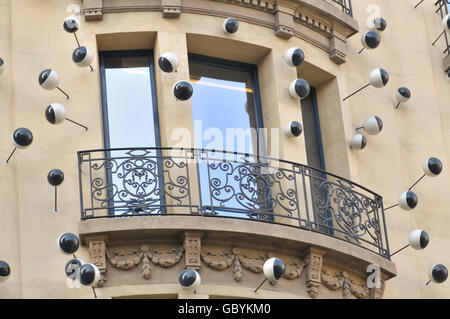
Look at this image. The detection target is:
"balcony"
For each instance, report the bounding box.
[77,147,390,260]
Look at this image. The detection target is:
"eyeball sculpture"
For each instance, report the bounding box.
[5,128,33,164]
[158,52,179,73]
[408,229,430,250]
[57,232,80,255]
[12,127,33,149]
[361,30,381,50]
[223,17,239,34]
[349,134,367,150]
[369,68,389,88]
[63,16,80,33]
[65,258,85,279]
[263,258,286,282]
[47,169,64,187]
[443,14,450,32]
[0,57,4,74]
[79,263,101,286]
[398,190,418,211]
[38,69,59,91]
[289,79,311,99]
[284,47,305,67]
[428,264,448,284]
[359,116,383,135]
[0,260,10,282]
[178,269,201,293]
[395,87,411,108]
[423,157,443,177]
[285,121,303,138]
[373,17,387,32]
[72,46,94,69]
[173,80,193,101]
[45,103,67,125]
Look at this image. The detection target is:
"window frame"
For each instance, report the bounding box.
[99,50,165,215]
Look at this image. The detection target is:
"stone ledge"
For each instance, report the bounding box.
[79,215,397,279]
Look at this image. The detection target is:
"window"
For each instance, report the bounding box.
[188,54,269,218]
[99,50,164,215]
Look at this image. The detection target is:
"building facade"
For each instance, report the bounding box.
[0,0,449,299]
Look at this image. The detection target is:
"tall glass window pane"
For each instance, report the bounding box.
[100,52,163,216]
[103,55,157,148]
[189,56,268,219]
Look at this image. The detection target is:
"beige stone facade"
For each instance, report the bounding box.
[0,0,449,299]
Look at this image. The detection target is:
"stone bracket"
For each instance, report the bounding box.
[83,0,103,21]
[274,5,294,39]
[162,0,181,18]
[183,232,203,270]
[85,235,108,287]
[303,246,327,298]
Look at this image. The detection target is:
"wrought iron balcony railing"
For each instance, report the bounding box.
[326,0,353,17]
[436,0,450,57]
[78,147,390,259]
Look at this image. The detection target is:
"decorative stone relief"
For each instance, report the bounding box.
[86,236,108,287]
[201,247,305,284]
[321,269,386,299]
[106,244,184,279]
[82,0,103,21]
[303,247,326,298]
[183,232,202,270]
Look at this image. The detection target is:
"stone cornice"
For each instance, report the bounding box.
[83,0,359,64]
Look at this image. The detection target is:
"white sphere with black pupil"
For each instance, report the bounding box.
[289,79,310,99]
[65,258,84,279]
[398,190,418,211]
[79,263,101,286]
[408,229,430,250]
[263,258,286,281]
[369,68,389,88]
[173,80,193,101]
[284,47,305,67]
[12,128,33,149]
[0,57,4,74]
[423,157,443,177]
[72,46,93,68]
[349,134,367,150]
[361,31,381,50]
[396,87,411,103]
[178,269,201,292]
[285,121,302,137]
[158,52,179,73]
[45,103,67,125]
[47,169,64,187]
[374,17,387,32]
[443,14,450,32]
[223,18,239,34]
[429,264,448,284]
[0,260,10,283]
[57,232,80,255]
[38,69,59,90]
[63,16,79,33]
[363,116,383,135]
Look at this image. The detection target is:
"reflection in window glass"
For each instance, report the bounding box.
[101,54,162,216]
[189,57,270,219]
[103,56,157,148]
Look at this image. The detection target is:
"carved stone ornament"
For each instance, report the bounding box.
[201,247,306,283]
[321,269,385,299]
[106,244,184,279]
[183,232,202,270]
[86,237,108,287]
[303,247,326,298]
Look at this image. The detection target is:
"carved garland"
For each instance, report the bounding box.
[106,244,184,279]
[201,248,306,283]
[321,269,385,299]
